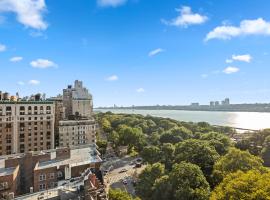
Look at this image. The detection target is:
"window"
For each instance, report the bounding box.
[39,183,46,191]
[49,173,54,179]
[57,171,63,178]
[39,174,46,181]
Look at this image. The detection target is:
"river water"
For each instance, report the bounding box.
[95,109,270,130]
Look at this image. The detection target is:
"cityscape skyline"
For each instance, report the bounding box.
[1,0,270,106]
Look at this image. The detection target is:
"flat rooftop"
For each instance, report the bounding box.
[0,166,16,176]
[36,146,102,170]
[0,101,54,104]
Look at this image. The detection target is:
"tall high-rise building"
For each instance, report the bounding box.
[0,99,55,155]
[63,80,93,118]
[60,81,97,148]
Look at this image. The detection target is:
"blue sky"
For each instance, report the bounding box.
[1,0,270,107]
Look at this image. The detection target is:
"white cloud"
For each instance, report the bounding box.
[162,6,208,27]
[0,0,48,30]
[232,54,252,63]
[17,81,25,85]
[206,18,270,41]
[106,75,118,81]
[0,44,6,52]
[30,59,57,69]
[225,59,233,64]
[97,0,127,7]
[223,66,240,74]
[136,88,145,93]
[10,56,23,62]
[148,48,164,57]
[28,80,40,85]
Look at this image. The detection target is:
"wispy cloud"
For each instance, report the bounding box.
[0,43,6,52]
[106,75,118,81]
[10,56,23,62]
[30,59,57,69]
[28,80,40,85]
[17,81,25,86]
[223,66,240,74]
[148,48,164,57]
[225,59,233,64]
[162,6,208,27]
[232,54,252,63]
[136,88,145,93]
[97,0,127,7]
[0,0,48,30]
[206,18,270,41]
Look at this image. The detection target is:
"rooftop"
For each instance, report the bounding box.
[36,146,102,170]
[0,100,54,104]
[0,166,17,176]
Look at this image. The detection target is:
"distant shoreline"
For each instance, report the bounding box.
[95,104,270,113]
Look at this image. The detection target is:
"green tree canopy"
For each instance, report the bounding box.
[200,132,232,155]
[175,139,219,179]
[261,135,270,167]
[136,163,165,200]
[152,162,210,200]
[210,170,270,200]
[109,189,140,200]
[212,148,264,186]
[160,143,175,169]
[141,146,161,164]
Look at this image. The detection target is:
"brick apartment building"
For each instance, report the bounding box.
[59,118,97,147]
[0,100,55,155]
[0,145,102,199]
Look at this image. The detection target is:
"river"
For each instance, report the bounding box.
[95,109,270,130]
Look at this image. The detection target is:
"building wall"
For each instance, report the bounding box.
[63,80,93,119]
[0,102,55,155]
[72,99,93,118]
[33,166,59,192]
[59,120,96,147]
[0,166,20,198]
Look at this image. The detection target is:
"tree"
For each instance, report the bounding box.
[210,170,270,200]
[101,118,112,133]
[109,189,141,200]
[169,162,210,200]
[108,131,120,148]
[118,126,146,152]
[261,135,270,167]
[141,146,161,164]
[136,163,165,200]
[200,132,231,155]
[96,139,108,155]
[152,162,210,200]
[170,127,193,140]
[212,148,264,186]
[159,132,183,144]
[160,143,175,169]
[152,175,172,200]
[175,139,219,179]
